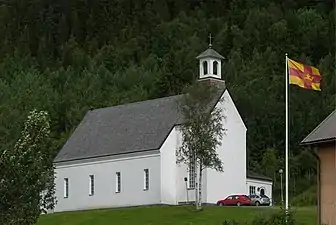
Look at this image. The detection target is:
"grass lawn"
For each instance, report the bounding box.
[37,205,317,225]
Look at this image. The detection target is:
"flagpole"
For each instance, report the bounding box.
[285,53,289,213]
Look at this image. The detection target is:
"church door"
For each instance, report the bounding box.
[260,188,265,196]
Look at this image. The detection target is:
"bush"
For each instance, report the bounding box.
[291,185,317,206]
[248,210,305,225]
[221,210,306,225]
[221,221,239,225]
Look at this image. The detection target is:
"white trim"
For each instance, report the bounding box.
[56,153,160,169]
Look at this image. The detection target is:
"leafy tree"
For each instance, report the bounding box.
[0,109,56,225]
[260,148,278,180]
[176,81,226,210]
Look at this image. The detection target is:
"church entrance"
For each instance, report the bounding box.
[260,188,265,196]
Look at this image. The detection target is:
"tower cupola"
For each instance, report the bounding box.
[196,34,225,80]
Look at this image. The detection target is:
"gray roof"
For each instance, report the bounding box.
[196,48,225,60]
[54,87,225,163]
[301,109,336,145]
[54,95,183,163]
[247,171,272,182]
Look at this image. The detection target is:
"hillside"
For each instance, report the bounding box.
[0,0,335,202]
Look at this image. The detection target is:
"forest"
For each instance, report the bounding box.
[0,0,335,203]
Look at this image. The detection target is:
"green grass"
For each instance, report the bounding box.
[37,205,317,225]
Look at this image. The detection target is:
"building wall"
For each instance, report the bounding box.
[206,90,247,204]
[54,152,161,212]
[160,127,178,204]
[318,143,336,225]
[175,161,207,204]
[246,178,273,204]
[174,126,208,204]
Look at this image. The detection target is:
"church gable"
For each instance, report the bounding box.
[218,90,247,130]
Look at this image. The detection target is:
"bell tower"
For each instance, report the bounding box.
[196,34,225,80]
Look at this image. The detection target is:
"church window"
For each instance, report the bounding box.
[213,61,218,75]
[144,169,149,190]
[188,157,196,189]
[203,61,208,75]
[64,178,69,198]
[116,172,121,193]
[89,175,94,196]
[249,185,256,195]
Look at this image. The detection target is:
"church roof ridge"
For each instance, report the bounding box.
[90,94,184,113]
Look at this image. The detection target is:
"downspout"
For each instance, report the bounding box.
[310,146,321,225]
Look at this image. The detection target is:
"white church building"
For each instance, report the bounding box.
[52,45,273,213]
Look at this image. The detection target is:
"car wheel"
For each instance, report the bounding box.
[255,201,260,206]
[237,202,241,206]
[219,202,224,206]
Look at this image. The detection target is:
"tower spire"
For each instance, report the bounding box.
[208,33,213,48]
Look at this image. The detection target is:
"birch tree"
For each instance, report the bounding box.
[0,109,56,225]
[176,81,226,210]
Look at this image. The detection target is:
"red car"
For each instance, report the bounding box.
[217,194,251,206]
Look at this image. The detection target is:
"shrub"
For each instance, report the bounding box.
[221,210,306,225]
[221,220,239,225]
[248,210,305,225]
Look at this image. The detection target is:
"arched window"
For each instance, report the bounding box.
[203,61,208,75]
[213,61,218,75]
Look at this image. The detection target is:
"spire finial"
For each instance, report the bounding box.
[208,33,213,48]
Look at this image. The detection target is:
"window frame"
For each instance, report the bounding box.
[89,175,94,196]
[116,172,121,193]
[213,61,218,75]
[188,157,196,189]
[249,185,256,195]
[144,169,149,191]
[203,61,208,75]
[64,178,69,198]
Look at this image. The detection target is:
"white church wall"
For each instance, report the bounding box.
[160,127,178,205]
[175,159,208,204]
[246,178,273,204]
[174,126,208,204]
[54,152,161,212]
[206,90,247,204]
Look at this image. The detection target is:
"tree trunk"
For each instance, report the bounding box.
[194,155,198,209]
[197,164,203,210]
